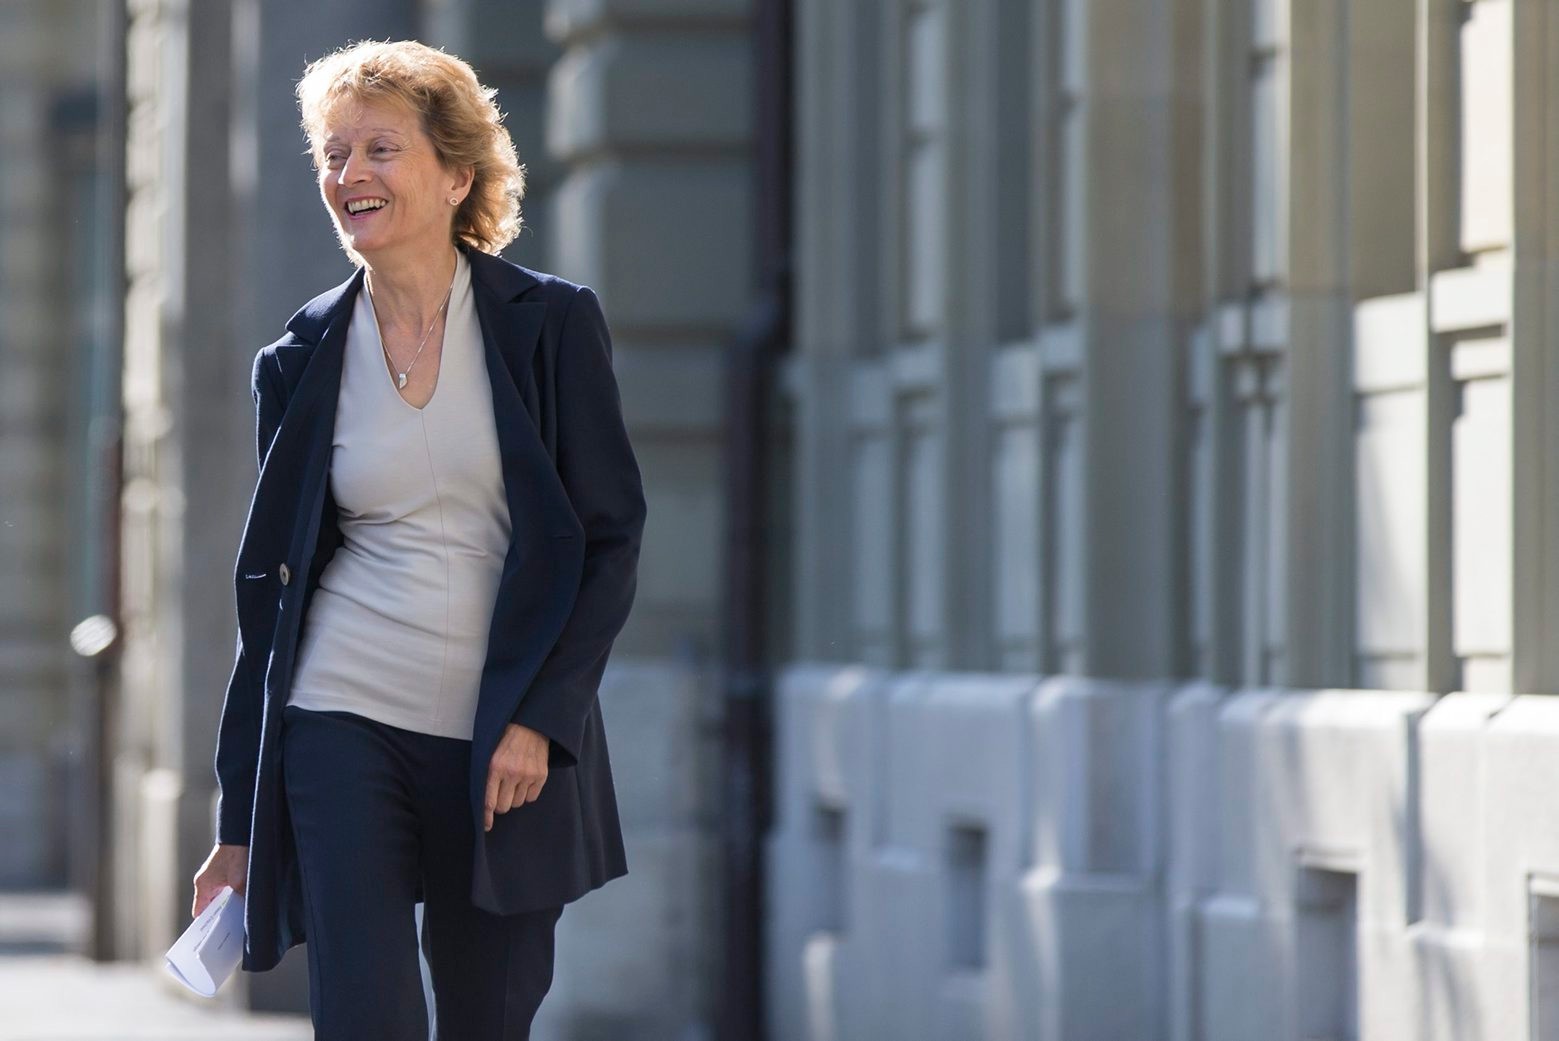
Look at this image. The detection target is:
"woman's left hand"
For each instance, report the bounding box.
[485,723,550,831]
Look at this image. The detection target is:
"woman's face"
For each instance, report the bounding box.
[316,98,469,265]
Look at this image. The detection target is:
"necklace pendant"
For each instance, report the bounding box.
[397,372,408,389]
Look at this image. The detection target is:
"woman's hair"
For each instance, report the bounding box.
[295,39,525,262]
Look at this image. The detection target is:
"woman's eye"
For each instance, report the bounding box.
[321,145,392,167]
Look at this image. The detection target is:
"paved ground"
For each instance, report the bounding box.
[0,954,312,1041]
[0,891,312,1041]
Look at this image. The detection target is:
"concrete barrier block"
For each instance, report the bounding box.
[1018,676,1171,1041]
[880,672,1037,864]
[1481,695,1559,1037]
[1255,691,1431,915]
[767,666,1035,1041]
[878,673,1038,1041]
[819,670,1039,1041]
[1202,687,1434,1041]
[766,663,888,1041]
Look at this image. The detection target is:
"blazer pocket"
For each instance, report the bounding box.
[235,571,279,647]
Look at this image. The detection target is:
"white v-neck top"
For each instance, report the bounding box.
[286,250,512,740]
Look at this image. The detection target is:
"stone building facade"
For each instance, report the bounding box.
[767,0,1559,1039]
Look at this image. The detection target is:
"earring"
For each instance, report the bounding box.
[449,197,458,205]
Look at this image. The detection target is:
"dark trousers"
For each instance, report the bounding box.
[281,703,564,1041]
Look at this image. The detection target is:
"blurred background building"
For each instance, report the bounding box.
[1,0,1553,1039]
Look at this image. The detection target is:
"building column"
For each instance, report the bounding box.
[1078,0,1203,680]
[538,0,752,1035]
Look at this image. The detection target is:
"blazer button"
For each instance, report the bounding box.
[279,562,291,585]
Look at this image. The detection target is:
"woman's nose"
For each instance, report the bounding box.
[338,147,369,183]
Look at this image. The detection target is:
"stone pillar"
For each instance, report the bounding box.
[425,0,563,271]
[0,0,107,892]
[122,0,240,963]
[536,0,751,1036]
[1074,0,1204,680]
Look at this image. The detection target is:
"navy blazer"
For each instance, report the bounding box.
[214,240,646,972]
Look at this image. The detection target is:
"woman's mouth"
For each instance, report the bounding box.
[344,198,388,222]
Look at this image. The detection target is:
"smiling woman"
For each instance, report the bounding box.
[193,37,646,1041]
[294,39,526,270]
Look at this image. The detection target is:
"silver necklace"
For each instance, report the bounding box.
[367,260,457,390]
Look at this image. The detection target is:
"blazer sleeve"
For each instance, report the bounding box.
[212,348,287,845]
[509,286,647,768]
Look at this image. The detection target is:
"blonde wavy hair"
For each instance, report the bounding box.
[295,39,526,263]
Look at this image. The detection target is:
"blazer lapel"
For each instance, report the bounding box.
[460,244,571,575]
[271,274,355,463]
[237,266,359,579]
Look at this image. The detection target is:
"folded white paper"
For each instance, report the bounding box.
[164,884,245,997]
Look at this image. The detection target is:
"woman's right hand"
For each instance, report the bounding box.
[192,843,248,918]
